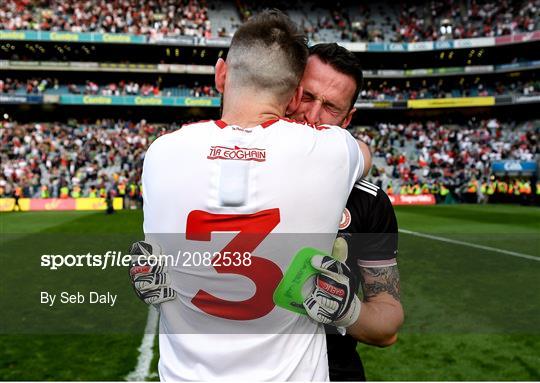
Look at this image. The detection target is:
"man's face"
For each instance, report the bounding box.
[289,55,357,128]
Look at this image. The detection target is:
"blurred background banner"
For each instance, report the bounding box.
[0,197,123,211]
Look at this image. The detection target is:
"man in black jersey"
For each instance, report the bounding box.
[288,43,403,381]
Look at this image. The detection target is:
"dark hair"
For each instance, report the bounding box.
[309,43,363,110]
[228,9,308,99]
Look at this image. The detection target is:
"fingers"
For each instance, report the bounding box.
[130,240,162,258]
[129,256,165,276]
[309,237,349,274]
[303,295,333,325]
[137,286,176,306]
[331,237,348,263]
[133,272,170,291]
[310,255,344,280]
[129,240,174,306]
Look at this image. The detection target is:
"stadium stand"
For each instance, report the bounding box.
[0,77,218,97]
[1,76,536,100]
[0,0,211,38]
[360,79,540,100]
[1,118,537,205]
[0,119,175,206]
[351,119,539,202]
[1,0,538,42]
[223,0,540,42]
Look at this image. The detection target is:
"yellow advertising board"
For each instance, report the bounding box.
[75,197,123,211]
[0,198,31,212]
[407,97,495,109]
[0,198,123,212]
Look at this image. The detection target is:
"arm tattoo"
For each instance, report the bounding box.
[359,265,401,302]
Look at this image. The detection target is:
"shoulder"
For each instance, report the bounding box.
[351,179,381,198]
[350,181,395,217]
[342,180,381,229]
[276,118,346,134]
[150,120,220,147]
[344,180,397,231]
[181,119,223,129]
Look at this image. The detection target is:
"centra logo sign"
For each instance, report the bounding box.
[207,146,266,162]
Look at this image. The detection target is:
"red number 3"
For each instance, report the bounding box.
[186,208,283,320]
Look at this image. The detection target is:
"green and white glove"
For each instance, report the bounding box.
[303,237,361,328]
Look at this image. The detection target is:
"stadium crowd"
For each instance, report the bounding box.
[1,118,538,205]
[0,119,177,207]
[352,118,539,202]
[359,79,540,100]
[1,0,538,43]
[0,77,218,97]
[0,0,211,38]
[2,76,537,101]
[315,0,540,43]
[231,0,540,43]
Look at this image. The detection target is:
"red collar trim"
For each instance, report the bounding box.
[215,120,228,128]
[214,119,279,129]
[260,118,279,128]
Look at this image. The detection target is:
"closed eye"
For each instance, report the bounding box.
[301,91,315,102]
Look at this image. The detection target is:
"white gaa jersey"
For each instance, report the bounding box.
[142,118,363,381]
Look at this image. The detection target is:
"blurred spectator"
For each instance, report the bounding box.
[351,118,539,195]
[0,0,211,38]
[0,77,218,97]
[1,118,537,202]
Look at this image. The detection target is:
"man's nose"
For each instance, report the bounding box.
[305,102,322,125]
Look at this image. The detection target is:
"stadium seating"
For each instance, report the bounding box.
[0,78,218,97]
[350,119,539,199]
[1,0,538,42]
[1,77,537,100]
[0,0,211,38]
[1,118,537,203]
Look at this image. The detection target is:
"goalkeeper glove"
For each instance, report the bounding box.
[303,238,361,329]
[129,240,176,306]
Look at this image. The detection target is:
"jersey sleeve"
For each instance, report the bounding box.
[339,128,364,188]
[359,190,398,265]
[340,187,398,268]
[141,134,169,234]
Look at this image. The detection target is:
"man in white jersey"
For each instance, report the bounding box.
[138,10,368,381]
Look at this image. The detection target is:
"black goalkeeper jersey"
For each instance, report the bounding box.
[326,179,398,381]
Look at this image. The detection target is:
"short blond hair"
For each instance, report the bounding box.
[227,10,308,101]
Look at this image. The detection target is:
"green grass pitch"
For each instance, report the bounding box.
[0,205,539,380]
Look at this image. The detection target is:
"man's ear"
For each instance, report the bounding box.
[215,58,227,94]
[286,85,303,116]
[341,107,356,129]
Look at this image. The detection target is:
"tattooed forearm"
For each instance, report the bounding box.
[359,265,401,302]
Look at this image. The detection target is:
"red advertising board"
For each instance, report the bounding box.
[30,198,77,211]
[388,194,436,205]
[495,31,540,45]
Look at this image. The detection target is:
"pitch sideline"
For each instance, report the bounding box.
[125,306,159,381]
[399,229,539,262]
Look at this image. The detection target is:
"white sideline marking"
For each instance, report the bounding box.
[399,229,539,262]
[125,306,159,381]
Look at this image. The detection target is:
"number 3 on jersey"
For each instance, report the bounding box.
[186,208,283,320]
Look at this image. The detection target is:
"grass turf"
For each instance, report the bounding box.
[0,205,538,380]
